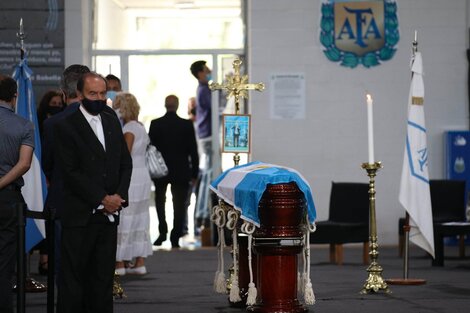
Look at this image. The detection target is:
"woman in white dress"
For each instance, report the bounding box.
[114,92,153,275]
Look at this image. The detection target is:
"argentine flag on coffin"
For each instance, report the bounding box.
[210,161,316,226]
[399,51,434,258]
[13,58,47,252]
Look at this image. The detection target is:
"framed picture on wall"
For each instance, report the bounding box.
[222,114,251,153]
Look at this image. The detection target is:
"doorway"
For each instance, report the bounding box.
[93,52,244,246]
[91,0,246,246]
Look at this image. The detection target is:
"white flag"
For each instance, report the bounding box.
[399,52,435,258]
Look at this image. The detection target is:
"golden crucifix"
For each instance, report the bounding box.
[209,59,264,166]
[210,59,265,114]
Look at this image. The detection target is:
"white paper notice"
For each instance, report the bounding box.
[270,73,305,119]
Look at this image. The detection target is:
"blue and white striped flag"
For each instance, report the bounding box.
[13,57,47,252]
[399,51,435,258]
[210,161,316,226]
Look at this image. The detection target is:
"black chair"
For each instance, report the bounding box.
[430,180,470,266]
[310,182,370,265]
[397,179,470,266]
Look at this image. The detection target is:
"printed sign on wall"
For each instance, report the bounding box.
[0,0,65,103]
[320,0,399,68]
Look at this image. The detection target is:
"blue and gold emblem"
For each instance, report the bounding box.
[320,0,399,68]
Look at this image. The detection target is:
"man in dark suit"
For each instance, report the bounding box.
[149,95,199,248]
[42,65,120,281]
[54,72,132,313]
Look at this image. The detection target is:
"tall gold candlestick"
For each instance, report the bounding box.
[360,161,390,294]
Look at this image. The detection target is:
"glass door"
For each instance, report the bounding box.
[128,54,212,128]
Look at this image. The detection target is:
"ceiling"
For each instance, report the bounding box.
[111,0,241,10]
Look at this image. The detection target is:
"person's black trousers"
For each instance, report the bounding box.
[0,189,23,313]
[154,179,190,247]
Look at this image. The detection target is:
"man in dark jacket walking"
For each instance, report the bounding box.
[149,95,199,248]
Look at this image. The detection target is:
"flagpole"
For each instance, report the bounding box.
[14,18,49,295]
[386,31,426,286]
[13,18,27,313]
[17,18,25,60]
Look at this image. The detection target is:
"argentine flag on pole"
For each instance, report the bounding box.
[399,51,435,258]
[13,57,47,252]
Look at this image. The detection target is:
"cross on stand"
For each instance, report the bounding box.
[209,59,265,166]
[209,59,265,307]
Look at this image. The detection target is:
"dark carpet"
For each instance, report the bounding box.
[21,244,470,313]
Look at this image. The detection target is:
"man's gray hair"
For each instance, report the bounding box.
[61,64,90,99]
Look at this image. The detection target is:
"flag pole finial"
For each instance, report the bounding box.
[412,30,418,55]
[16,18,26,60]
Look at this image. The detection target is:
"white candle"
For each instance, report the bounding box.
[366,94,375,164]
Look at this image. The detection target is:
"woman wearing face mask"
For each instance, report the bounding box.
[33,89,64,275]
[37,90,64,137]
[114,92,153,275]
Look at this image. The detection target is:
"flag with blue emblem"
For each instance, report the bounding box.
[13,57,47,252]
[399,51,434,258]
[210,161,316,226]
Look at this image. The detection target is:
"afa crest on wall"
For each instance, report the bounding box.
[320,0,399,68]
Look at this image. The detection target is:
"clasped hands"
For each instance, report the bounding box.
[101,194,125,214]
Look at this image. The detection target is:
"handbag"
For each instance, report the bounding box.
[145,144,168,179]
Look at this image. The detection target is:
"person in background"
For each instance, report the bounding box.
[37,90,64,136]
[190,60,213,234]
[0,74,34,313]
[114,92,152,275]
[54,72,132,313]
[189,61,212,140]
[149,95,199,248]
[106,74,122,93]
[105,74,123,125]
[32,89,64,275]
[187,96,196,122]
[185,97,199,236]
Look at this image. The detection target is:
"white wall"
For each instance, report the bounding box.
[65,0,134,65]
[248,0,469,245]
[64,0,93,66]
[95,0,130,50]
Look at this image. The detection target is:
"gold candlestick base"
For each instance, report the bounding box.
[113,273,126,299]
[360,251,390,294]
[360,161,390,294]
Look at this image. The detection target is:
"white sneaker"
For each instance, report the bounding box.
[126,266,147,275]
[115,268,126,276]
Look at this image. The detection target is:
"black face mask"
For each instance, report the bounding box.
[81,97,106,115]
[190,108,196,116]
[47,106,63,116]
